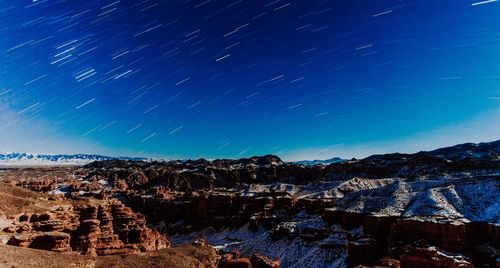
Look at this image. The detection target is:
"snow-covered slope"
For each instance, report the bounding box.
[171,215,349,268]
[0,152,147,166]
[238,175,500,224]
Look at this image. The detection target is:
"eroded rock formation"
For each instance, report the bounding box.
[5,200,168,256]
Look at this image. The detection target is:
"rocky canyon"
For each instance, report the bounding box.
[0,140,499,268]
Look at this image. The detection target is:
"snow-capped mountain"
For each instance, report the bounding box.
[291,157,346,166]
[0,152,147,166]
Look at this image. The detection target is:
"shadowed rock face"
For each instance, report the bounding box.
[2,140,500,267]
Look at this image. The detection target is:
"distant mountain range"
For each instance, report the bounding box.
[0,152,147,166]
[2,139,498,166]
[0,151,346,167]
[291,157,346,166]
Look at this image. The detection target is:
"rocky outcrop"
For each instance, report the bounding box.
[128,191,300,233]
[7,232,71,252]
[399,241,473,268]
[250,253,281,268]
[4,200,169,256]
[19,178,56,192]
[71,201,169,256]
[218,251,251,268]
[389,218,500,258]
[214,248,279,268]
[29,232,71,252]
[321,209,500,266]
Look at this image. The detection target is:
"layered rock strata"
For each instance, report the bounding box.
[4,200,168,256]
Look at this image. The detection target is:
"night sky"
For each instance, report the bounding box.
[0,0,499,160]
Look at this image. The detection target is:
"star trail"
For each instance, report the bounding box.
[0,0,499,160]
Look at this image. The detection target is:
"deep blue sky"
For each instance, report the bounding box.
[0,0,499,160]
